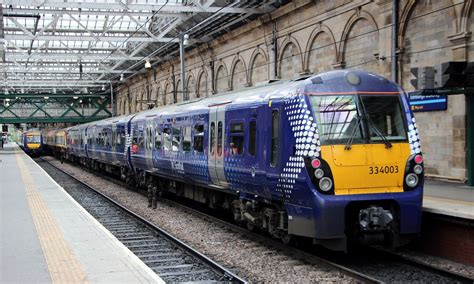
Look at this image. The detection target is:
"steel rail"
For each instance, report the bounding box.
[39,157,247,284]
[43,156,474,283]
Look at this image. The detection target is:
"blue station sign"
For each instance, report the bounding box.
[408,92,448,112]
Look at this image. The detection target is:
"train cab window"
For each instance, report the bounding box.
[193,124,204,152]
[183,126,191,152]
[249,120,257,156]
[163,127,172,151]
[229,122,244,155]
[172,127,180,151]
[210,122,215,156]
[270,110,279,167]
[217,121,223,156]
[155,128,162,149]
[360,96,407,142]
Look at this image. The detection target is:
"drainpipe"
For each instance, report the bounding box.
[391,0,399,82]
[272,20,278,79]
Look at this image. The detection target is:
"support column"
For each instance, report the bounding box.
[466,94,473,186]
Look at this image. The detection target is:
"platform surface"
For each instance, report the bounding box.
[423,178,474,220]
[0,143,164,283]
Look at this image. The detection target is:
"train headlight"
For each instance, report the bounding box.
[405,173,419,188]
[314,168,324,179]
[413,164,423,175]
[319,177,333,192]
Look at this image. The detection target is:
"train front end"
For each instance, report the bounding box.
[23,131,44,156]
[295,71,423,250]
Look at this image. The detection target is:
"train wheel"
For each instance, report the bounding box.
[281,233,293,245]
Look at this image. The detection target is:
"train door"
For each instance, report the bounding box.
[145,117,154,170]
[208,105,228,186]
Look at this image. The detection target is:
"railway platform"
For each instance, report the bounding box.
[0,143,164,283]
[423,178,474,220]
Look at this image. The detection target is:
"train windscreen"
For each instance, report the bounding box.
[311,95,407,145]
[26,135,41,143]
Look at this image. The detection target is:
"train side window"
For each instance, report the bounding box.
[149,128,154,150]
[270,110,279,167]
[193,124,204,152]
[210,122,215,155]
[163,127,171,151]
[217,121,223,156]
[229,122,244,155]
[138,128,144,148]
[183,126,191,151]
[155,128,162,149]
[120,131,126,147]
[249,120,256,156]
[172,127,180,151]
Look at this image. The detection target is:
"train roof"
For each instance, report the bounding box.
[67,70,402,129]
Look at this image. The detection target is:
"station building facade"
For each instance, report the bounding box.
[116,0,474,182]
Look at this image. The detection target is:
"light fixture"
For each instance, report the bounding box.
[183,34,189,46]
[73,96,79,99]
[120,74,124,81]
[145,59,151,69]
[53,88,57,94]
[21,88,25,94]
[83,87,88,93]
[102,84,105,91]
[44,96,49,99]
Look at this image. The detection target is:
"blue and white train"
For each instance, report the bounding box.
[63,70,424,251]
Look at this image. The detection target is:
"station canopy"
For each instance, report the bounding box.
[1,0,283,95]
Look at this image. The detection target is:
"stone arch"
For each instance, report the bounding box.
[339,10,379,71]
[196,68,209,98]
[215,61,229,93]
[460,0,473,34]
[176,79,183,103]
[186,73,197,100]
[248,47,269,85]
[150,83,158,108]
[230,55,248,91]
[468,1,474,61]
[399,1,458,91]
[164,81,173,105]
[278,36,303,79]
[304,24,337,74]
[155,85,161,107]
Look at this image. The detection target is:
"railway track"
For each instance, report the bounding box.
[40,157,474,283]
[37,158,246,283]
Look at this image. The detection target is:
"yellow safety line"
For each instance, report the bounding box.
[424,195,474,206]
[16,154,88,283]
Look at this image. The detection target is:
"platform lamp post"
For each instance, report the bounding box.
[179,34,189,102]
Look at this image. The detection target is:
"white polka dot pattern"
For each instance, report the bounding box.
[276,94,321,201]
[407,117,421,154]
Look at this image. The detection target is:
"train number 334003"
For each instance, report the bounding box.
[369,165,399,175]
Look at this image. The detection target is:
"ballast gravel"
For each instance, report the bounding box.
[43,157,353,283]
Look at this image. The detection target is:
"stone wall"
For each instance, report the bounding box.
[116,0,474,181]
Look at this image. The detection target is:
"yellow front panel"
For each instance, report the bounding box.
[322,143,411,195]
[27,143,41,150]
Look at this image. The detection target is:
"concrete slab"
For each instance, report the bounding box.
[0,143,164,283]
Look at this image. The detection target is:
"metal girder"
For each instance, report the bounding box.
[0,96,112,124]
[1,1,276,95]
[5,34,178,43]
[8,53,155,61]
[2,1,265,14]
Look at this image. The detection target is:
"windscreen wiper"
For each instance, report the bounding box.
[344,116,362,150]
[366,115,393,149]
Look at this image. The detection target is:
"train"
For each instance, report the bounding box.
[45,70,424,251]
[19,130,44,156]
